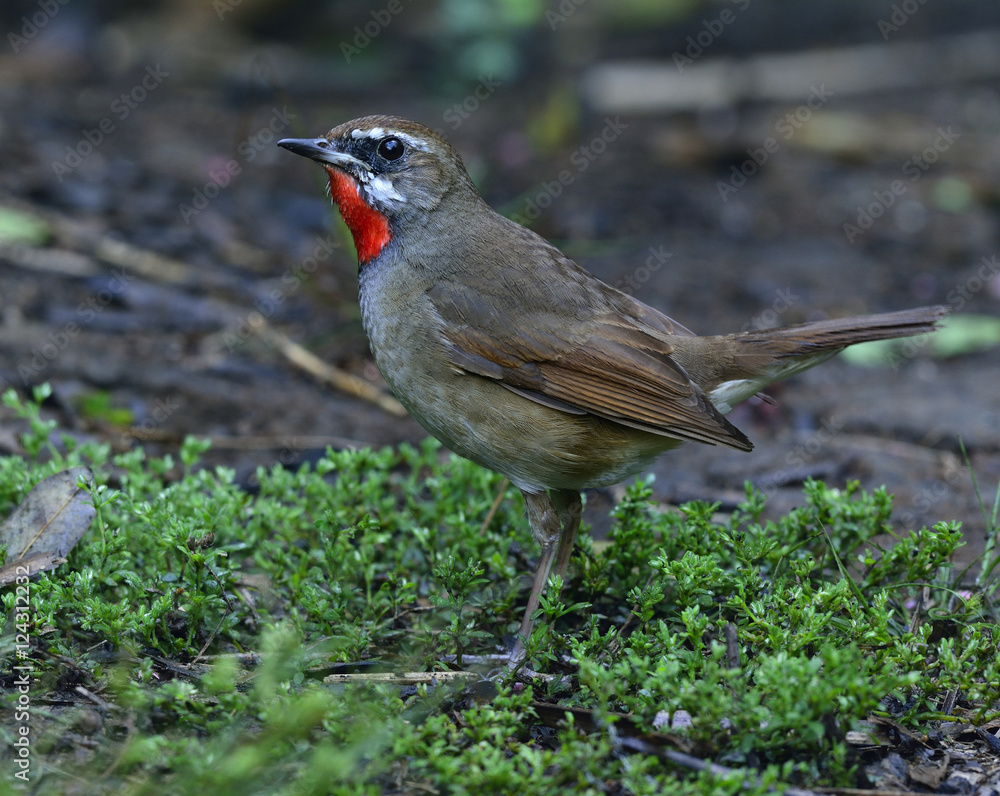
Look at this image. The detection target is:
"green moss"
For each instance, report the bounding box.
[0,385,996,794]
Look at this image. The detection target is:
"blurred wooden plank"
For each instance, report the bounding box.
[583,30,1000,112]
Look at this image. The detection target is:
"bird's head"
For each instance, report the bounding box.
[279,115,478,264]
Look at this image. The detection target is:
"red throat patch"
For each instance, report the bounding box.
[324,167,392,264]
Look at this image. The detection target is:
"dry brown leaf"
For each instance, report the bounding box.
[908,753,950,789]
[0,552,67,587]
[0,467,94,581]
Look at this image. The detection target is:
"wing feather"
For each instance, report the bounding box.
[428,272,752,451]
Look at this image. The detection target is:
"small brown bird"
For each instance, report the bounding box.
[279,116,944,661]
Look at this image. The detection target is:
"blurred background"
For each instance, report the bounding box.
[1,0,998,560]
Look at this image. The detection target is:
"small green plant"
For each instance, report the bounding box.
[428,556,493,664]
[0,385,994,794]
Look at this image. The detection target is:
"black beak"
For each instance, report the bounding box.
[278,137,366,171]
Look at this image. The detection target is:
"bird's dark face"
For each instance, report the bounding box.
[279,115,479,263]
[280,116,478,218]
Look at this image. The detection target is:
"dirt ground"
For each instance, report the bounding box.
[1,2,998,571]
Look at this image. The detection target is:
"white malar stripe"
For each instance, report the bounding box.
[365,175,406,204]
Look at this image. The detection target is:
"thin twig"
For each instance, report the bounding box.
[255,321,407,417]
[479,478,510,536]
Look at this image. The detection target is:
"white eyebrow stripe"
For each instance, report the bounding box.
[394,132,430,151]
[352,127,385,139]
[348,127,430,152]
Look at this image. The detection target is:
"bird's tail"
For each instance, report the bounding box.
[675,305,948,416]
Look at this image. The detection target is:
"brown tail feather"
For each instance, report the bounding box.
[673,305,948,417]
[754,305,948,354]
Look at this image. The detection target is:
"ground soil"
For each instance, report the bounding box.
[1,5,998,574]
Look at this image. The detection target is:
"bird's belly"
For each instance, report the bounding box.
[360,282,678,492]
[401,371,677,492]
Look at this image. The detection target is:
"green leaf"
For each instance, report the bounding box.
[840,314,1000,367]
[0,206,51,246]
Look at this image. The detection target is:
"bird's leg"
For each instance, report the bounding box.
[551,489,582,582]
[511,490,562,661]
[510,489,583,663]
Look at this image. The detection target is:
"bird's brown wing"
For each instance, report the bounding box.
[426,265,752,452]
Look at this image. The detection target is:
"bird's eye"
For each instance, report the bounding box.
[377,136,404,161]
